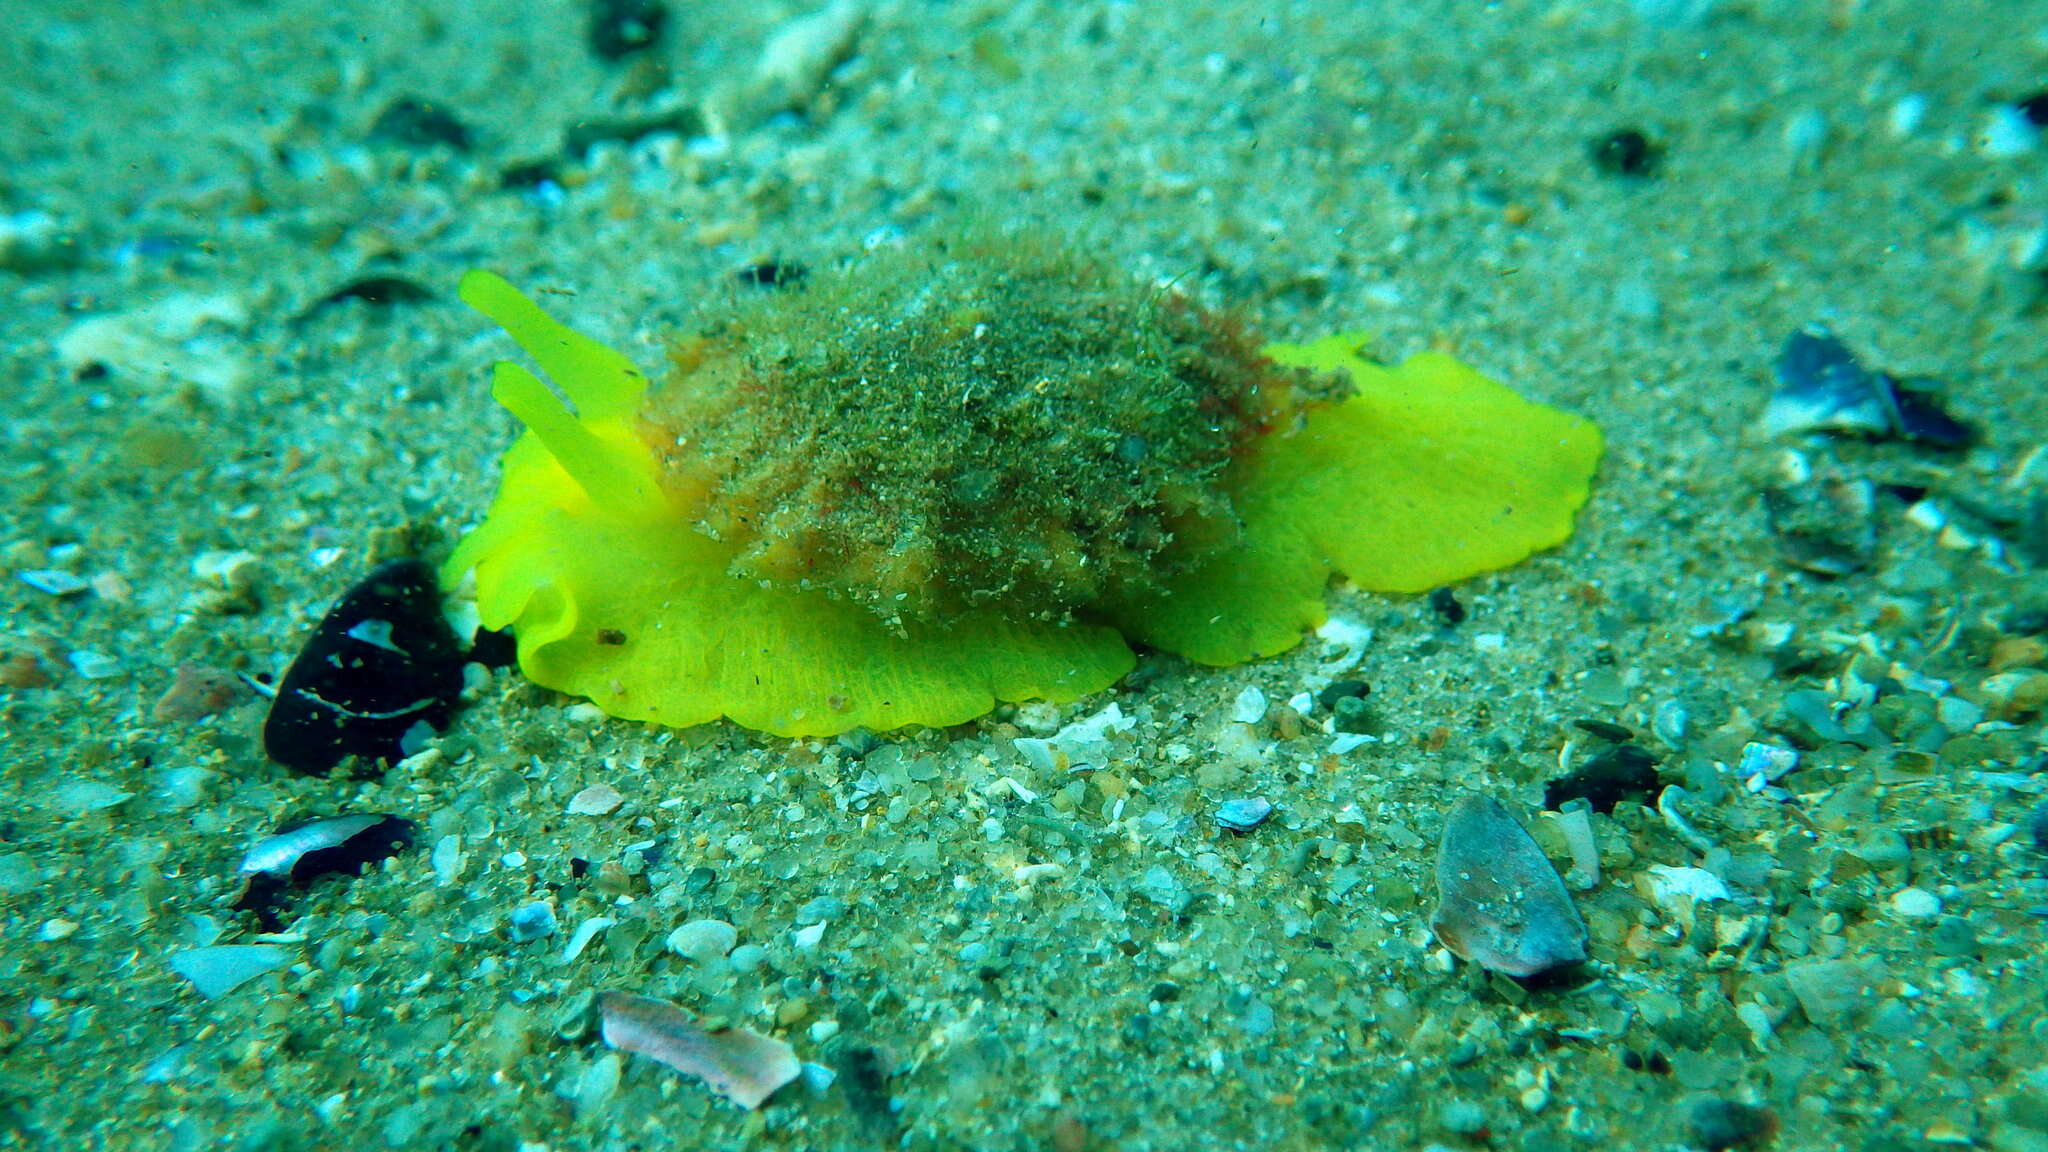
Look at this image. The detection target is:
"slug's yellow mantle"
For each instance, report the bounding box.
[445,263,1601,737]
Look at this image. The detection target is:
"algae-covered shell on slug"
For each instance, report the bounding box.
[444,238,1602,737]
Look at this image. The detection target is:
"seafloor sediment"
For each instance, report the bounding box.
[2,2,2047,1148]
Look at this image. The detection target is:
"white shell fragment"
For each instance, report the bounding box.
[1643,864,1732,915]
[1430,795,1589,978]
[598,991,801,1110]
[168,944,289,999]
[18,569,88,596]
[1013,702,1134,772]
[48,780,134,815]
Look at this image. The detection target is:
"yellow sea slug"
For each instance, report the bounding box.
[445,234,1601,738]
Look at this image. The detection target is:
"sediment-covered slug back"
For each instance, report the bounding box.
[444,234,1603,737]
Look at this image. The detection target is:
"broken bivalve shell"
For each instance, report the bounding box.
[599,991,800,1110]
[238,814,397,875]
[1430,795,1589,978]
[1761,327,1973,447]
[262,558,467,775]
[233,813,417,931]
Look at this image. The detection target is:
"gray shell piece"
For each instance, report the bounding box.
[1429,795,1589,978]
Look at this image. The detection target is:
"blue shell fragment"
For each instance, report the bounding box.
[1762,327,1973,448]
[1215,796,1274,833]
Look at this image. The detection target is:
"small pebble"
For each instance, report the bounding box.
[1978,103,2040,158]
[1783,956,1880,1026]
[168,944,289,999]
[431,835,464,886]
[49,780,133,815]
[508,901,559,943]
[0,209,75,273]
[0,853,38,895]
[67,650,123,680]
[0,649,51,689]
[1331,695,1376,735]
[1736,742,1797,790]
[667,919,739,963]
[1230,685,1268,725]
[568,783,625,816]
[1887,886,1941,919]
[1887,93,1929,137]
[151,662,245,723]
[1981,669,2048,720]
[1781,108,1829,165]
[1930,915,1978,958]
[1439,1099,1488,1137]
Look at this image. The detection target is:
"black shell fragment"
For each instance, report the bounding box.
[1587,128,1662,178]
[369,96,472,152]
[736,261,808,289]
[234,814,416,930]
[317,276,434,309]
[1544,743,1660,814]
[588,0,668,60]
[262,559,465,775]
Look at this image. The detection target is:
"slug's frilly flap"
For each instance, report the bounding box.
[444,272,1135,737]
[1114,333,1603,665]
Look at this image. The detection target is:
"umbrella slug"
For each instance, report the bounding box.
[445,232,1601,737]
